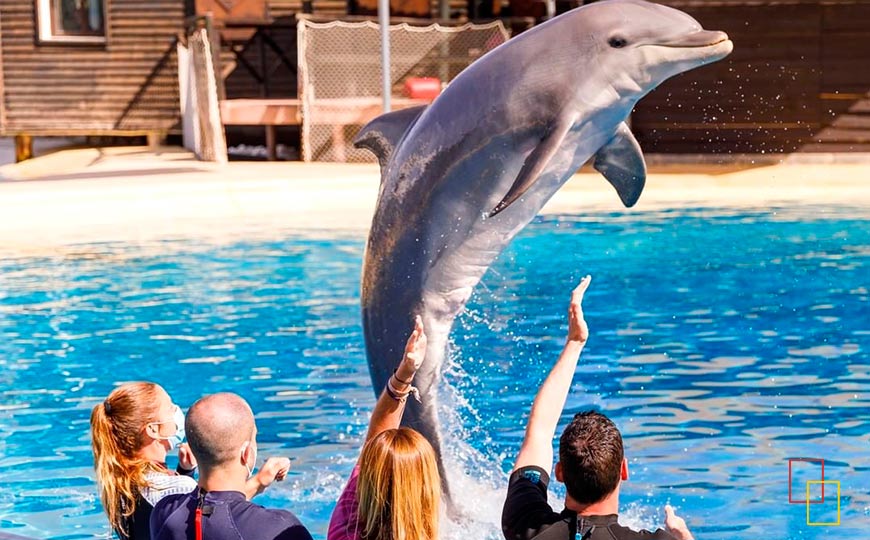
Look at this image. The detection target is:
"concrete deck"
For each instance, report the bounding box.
[0,145,868,256]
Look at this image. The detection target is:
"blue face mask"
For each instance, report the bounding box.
[151,405,185,450]
[167,406,186,450]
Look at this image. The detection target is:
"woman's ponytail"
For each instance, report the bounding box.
[90,383,160,536]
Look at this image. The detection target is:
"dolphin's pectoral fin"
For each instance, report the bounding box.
[488,116,575,217]
[353,105,429,173]
[593,122,647,207]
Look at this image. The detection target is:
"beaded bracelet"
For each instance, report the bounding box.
[386,375,422,403]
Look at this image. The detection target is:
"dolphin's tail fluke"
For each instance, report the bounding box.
[354,105,428,172]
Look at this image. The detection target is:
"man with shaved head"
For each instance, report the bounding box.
[150,393,313,540]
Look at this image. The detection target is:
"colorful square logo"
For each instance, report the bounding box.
[806,480,840,526]
[788,458,824,504]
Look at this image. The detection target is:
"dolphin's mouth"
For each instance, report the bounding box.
[654,30,730,48]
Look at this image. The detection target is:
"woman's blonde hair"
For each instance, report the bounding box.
[90,382,163,536]
[357,427,441,540]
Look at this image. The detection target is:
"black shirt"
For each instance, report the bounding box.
[117,466,197,540]
[502,466,677,540]
[150,488,313,540]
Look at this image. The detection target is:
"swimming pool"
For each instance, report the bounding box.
[1,207,868,539]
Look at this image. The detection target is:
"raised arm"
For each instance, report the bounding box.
[366,316,427,441]
[244,456,290,500]
[512,276,591,473]
[665,505,695,540]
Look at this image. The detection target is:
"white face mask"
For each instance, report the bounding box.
[242,441,257,479]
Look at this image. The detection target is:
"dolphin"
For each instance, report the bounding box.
[355,0,732,499]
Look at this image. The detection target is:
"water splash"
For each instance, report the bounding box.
[438,344,508,540]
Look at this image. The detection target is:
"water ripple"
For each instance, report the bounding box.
[1,209,869,539]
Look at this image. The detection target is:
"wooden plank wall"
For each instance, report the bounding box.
[0,0,185,136]
[268,0,469,18]
[633,0,870,153]
[815,2,870,151]
[270,0,344,17]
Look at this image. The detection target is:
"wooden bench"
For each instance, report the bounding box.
[219,98,301,160]
[302,97,433,161]
[220,96,432,161]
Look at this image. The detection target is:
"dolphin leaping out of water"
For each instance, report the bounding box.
[355,0,732,500]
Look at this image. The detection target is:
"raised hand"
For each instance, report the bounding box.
[567,275,591,344]
[664,505,694,540]
[366,316,429,441]
[243,456,291,500]
[177,443,197,471]
[397,315,427,382]
[248,456,291,497]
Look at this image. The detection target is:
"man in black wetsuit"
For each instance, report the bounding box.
[150,393,313,540]
[502,276,694,540]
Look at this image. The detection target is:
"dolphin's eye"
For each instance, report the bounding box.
[608,36,627,48]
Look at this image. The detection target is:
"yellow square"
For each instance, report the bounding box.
[806,480,840,526]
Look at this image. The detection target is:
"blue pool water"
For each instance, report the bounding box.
[1,207,868,540]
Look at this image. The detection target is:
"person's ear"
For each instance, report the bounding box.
[555,461,564,483]
[621,458,629,481]
[144,422,159,439]
[240,441,252,465]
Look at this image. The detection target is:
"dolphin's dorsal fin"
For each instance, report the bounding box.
[593,122,647,207]
[488,114,576,217]
[354,105,428,173]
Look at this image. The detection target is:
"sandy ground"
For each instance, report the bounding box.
[0,145,868,256]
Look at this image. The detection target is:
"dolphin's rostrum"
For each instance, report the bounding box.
[355,0,732,503]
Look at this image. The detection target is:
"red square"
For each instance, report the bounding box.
[788,458,825,504]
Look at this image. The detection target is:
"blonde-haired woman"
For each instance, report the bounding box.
[328,316,441,540]
[90,382,197,540]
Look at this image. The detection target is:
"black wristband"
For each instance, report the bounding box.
[392,369,413,385]
[385,384,406,401]
[176,463,197,477]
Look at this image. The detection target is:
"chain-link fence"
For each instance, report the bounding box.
[297,19,509,162]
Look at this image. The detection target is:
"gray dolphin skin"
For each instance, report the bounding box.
[355,0,732,498]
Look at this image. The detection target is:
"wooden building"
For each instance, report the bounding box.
[0,0,186,157]
[1,0,868,160]
[225,0,870,155]
[0,0,469,161]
